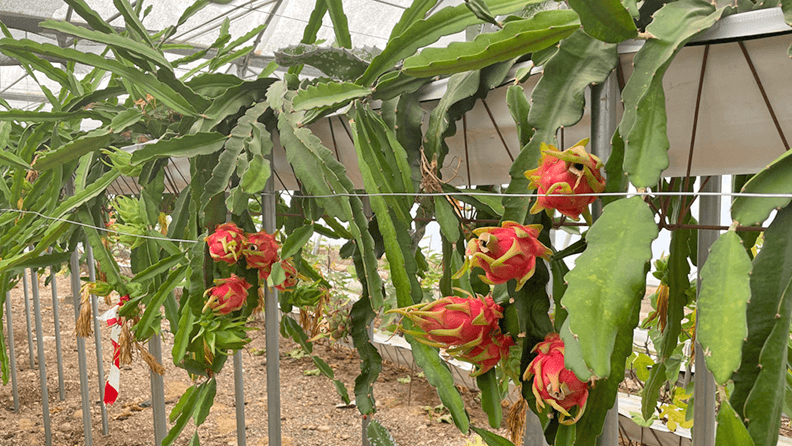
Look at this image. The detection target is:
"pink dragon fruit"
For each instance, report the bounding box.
[459,222,551,291]
[452,332,514,376]
[203,274,252,315]
[523,333,588,425]
[205,223,246,264]
[243,230,280,272]
[389,294,504,349]
[524,140,606,223]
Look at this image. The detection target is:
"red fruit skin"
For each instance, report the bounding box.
[455,332,514,376]
[408,295,504,347]
[205,274,252,315]
[243,231,280,271]
[274,260,299,291]
[525,143,606,221]
[205,223,246,264]
[523,333,588,424]
[465,222,551,290]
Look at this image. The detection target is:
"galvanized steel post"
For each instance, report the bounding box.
[21,269,35,369]
[148,334,168,445]
[233,350,247,446]
[590,73,620,446]
[263,144,281,445]
[5,291,20,412]
[70,231,93,446]
[30,267,52,446]
[86,245,110,435]
[49,264,65,401]
[694,176,720,446]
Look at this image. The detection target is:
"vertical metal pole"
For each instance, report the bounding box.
[5,291,20,412]
[233,351,247,446]
[30,267,53,446]
[263,144,281,445]
[523,410,549,446]
[86,245,109,435]
[591,73,620,446]
[694,176,720,446]
[50,264,65,401]
[21,270,35,369]
[67,176,93,446]
[148,334,167,445]
[361,196,373,446]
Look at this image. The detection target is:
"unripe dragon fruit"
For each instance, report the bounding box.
[524,140,606,224]
[388,294,504,350]
[523,333,588,425]
[459,222,551,291]
[451,332,514,376]
[205,223,246,264]
[203,274,252,315]
[243,230,280,271]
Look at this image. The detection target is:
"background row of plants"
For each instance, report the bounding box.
[0,0,791,445]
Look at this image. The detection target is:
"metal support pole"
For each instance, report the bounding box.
[86,245,109,435]
[233,351,247,446]
[148,334,167,445]
[5,291,20,412]
[361,196,373,446]
[694,176,720,446]
[50,265,65,401]
[21,269,35,369]
[30,267,53,446]
[591,72,620,446]
[523,410,549,446]
[263,151,281,445]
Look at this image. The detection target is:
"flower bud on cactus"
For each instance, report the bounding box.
[274,260,299,292]
[452,332,514,376]
[243,230,280,271]
[389,294,504,349]
[203,274,252,315]
[458,222,551,291]
[523,333,588,425]
[205,223,246,264]
[524,140,606,224]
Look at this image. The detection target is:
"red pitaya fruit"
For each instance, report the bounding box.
[523,333,588,425]
[243,230,280,271]
[458,222,551,291]
[451,332,514,376]
[524,140,606,224]
[203,274,252,315]
[388,294,504,349]
[205,223,246,264]
[274,260,299,291]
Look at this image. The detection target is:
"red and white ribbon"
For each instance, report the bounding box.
[99,294,129,406]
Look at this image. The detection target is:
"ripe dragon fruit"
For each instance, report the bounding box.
[524,140,606,224]
[451,331,514,376]
[523,333,588,425]
[203,274,252,315]
[459,222,551,291]
[388,294,505,350]
[243,230,280,271]
[205,223,246,264]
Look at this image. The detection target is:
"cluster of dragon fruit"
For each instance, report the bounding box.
[392,140,604,424]
[204,223,297,314]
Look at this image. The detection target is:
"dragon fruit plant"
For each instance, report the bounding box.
[457,222,551,291]
[452,331,515,376]
[274,259,299,291]
[524,140,606,224]
[523,333,589,425]
[205,223,247,264]
[202,274,253,315]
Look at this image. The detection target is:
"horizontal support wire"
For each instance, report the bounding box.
[0,187,783,244]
